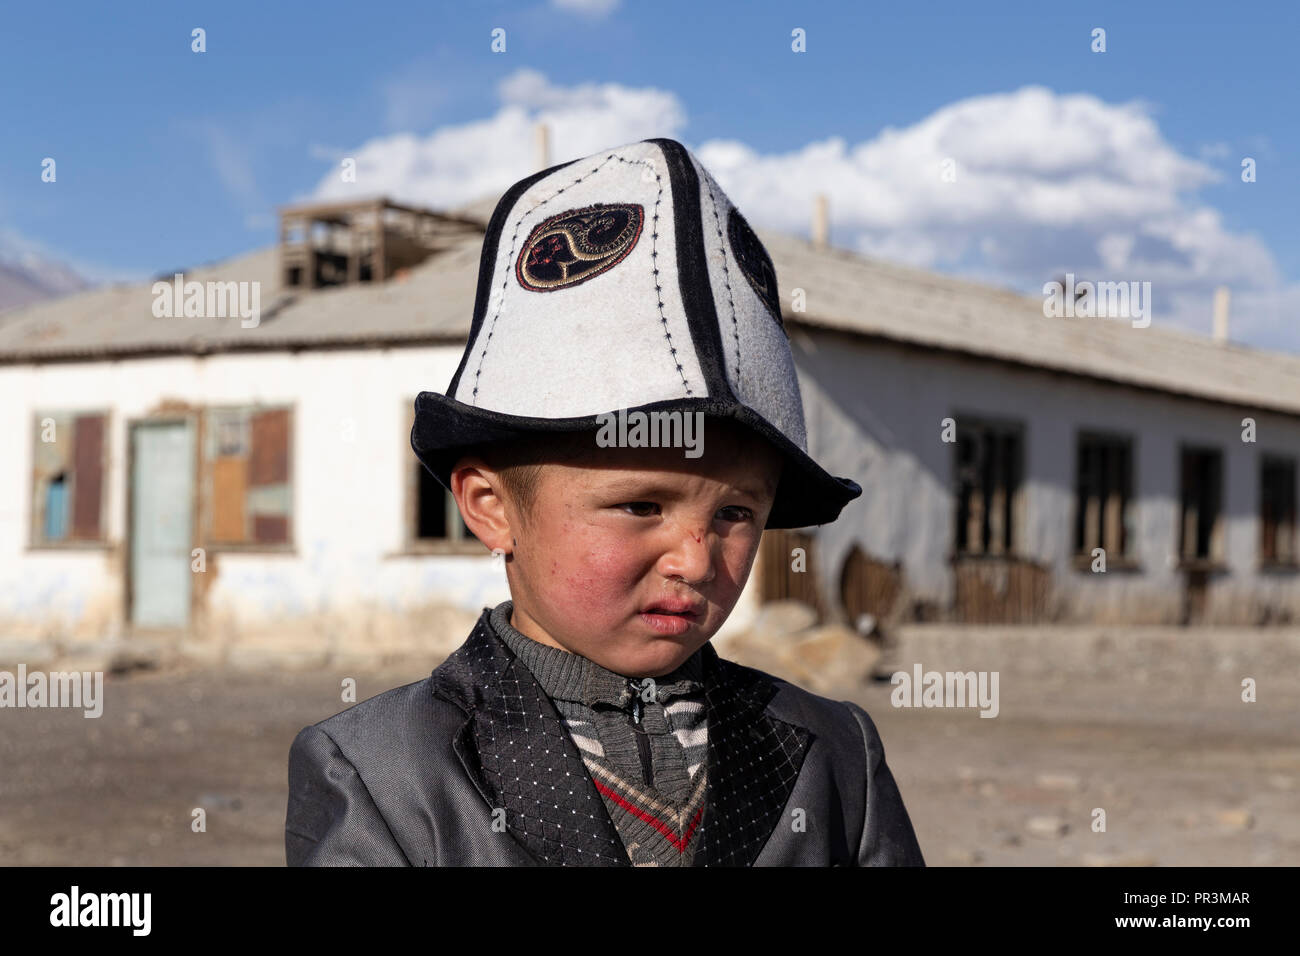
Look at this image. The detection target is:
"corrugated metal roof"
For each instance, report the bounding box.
[0,233,482,362]
[759,229,1300,417]
[2,193,1297,417]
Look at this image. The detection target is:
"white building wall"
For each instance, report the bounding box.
[792,327,1300,625]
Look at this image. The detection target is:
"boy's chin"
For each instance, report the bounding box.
[600,633,709,679]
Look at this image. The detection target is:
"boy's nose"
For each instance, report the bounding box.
[660,525,715,585]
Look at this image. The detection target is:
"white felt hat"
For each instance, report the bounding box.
[411,137,861,528]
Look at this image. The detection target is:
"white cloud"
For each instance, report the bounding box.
[309,77,1295,353]
[692,85,1290,349]
[307,67,684,210]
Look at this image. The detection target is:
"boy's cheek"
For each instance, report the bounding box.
[544,530,756,620]
[554,547,643,615]
[723,535,762,581]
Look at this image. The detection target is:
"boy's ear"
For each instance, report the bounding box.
[449,456,515,554]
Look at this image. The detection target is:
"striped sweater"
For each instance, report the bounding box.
[487,600,710,867]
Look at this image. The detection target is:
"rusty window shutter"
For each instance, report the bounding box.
[248,407,291,543]
[211,456,248,542]
[203,406,292,546]
[70,414,105,539]
[252,514,288,542]
[249,408,289,485]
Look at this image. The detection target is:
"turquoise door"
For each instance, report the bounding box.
[130,420,195,629]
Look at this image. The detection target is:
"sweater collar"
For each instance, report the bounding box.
[487,599,705,709]
[432,606,814,867]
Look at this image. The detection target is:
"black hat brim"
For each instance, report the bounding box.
[411,391,861,529]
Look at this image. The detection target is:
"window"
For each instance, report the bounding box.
[1074,432,1133,558]
[1178,446,1223,562]
[203,405,293,546]
[954,418,1023,556]
[414,459,476,543]
[406,398,477,549]
[31,411,107,546]
[1260,455,1297,565]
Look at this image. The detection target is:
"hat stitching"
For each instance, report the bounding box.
[470,153,621,403]
[471,149,697,405]
[703,178,742,397]
[609,154,692,397]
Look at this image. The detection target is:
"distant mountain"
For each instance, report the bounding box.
[0,235,93,314]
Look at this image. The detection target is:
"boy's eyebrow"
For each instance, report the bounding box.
[731,476,777,499]
[600,475,776,500]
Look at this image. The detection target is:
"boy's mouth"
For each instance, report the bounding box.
[639,601,703,636]
[640,600,704,619]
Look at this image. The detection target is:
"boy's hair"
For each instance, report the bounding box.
[458,430,599,528]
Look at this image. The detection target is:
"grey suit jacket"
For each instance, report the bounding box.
[285,607,925,866]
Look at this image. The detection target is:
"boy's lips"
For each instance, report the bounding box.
[640,599,705,618]
[639,601,703,637]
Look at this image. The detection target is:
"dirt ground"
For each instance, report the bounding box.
[1,641,1296,866]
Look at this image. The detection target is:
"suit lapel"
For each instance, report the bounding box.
[431,609,813,867]
[691,647,814,867]
[431,611,630,866]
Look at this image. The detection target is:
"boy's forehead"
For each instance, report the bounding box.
[552,427,782,493]
[590,466,778,501]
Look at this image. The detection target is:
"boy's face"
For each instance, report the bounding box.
[455,421,784,678]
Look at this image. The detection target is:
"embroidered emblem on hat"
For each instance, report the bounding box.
[516,203,645,292]
[726,208,782,327]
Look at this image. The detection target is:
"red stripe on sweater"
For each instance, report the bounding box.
[591,778,705,852]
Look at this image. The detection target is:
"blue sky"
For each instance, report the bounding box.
[2,0,1297,349]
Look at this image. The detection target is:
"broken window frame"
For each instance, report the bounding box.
[1259,453,1297,567]
[1073,430,1135,561]
[951,414,1025,558]
[199,402,295,552]
[29,409,110,549]
[1177,444,1225,566]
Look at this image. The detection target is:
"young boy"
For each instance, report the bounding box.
[285,137,925,867]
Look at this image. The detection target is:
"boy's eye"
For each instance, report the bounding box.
[617,502,754,522]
